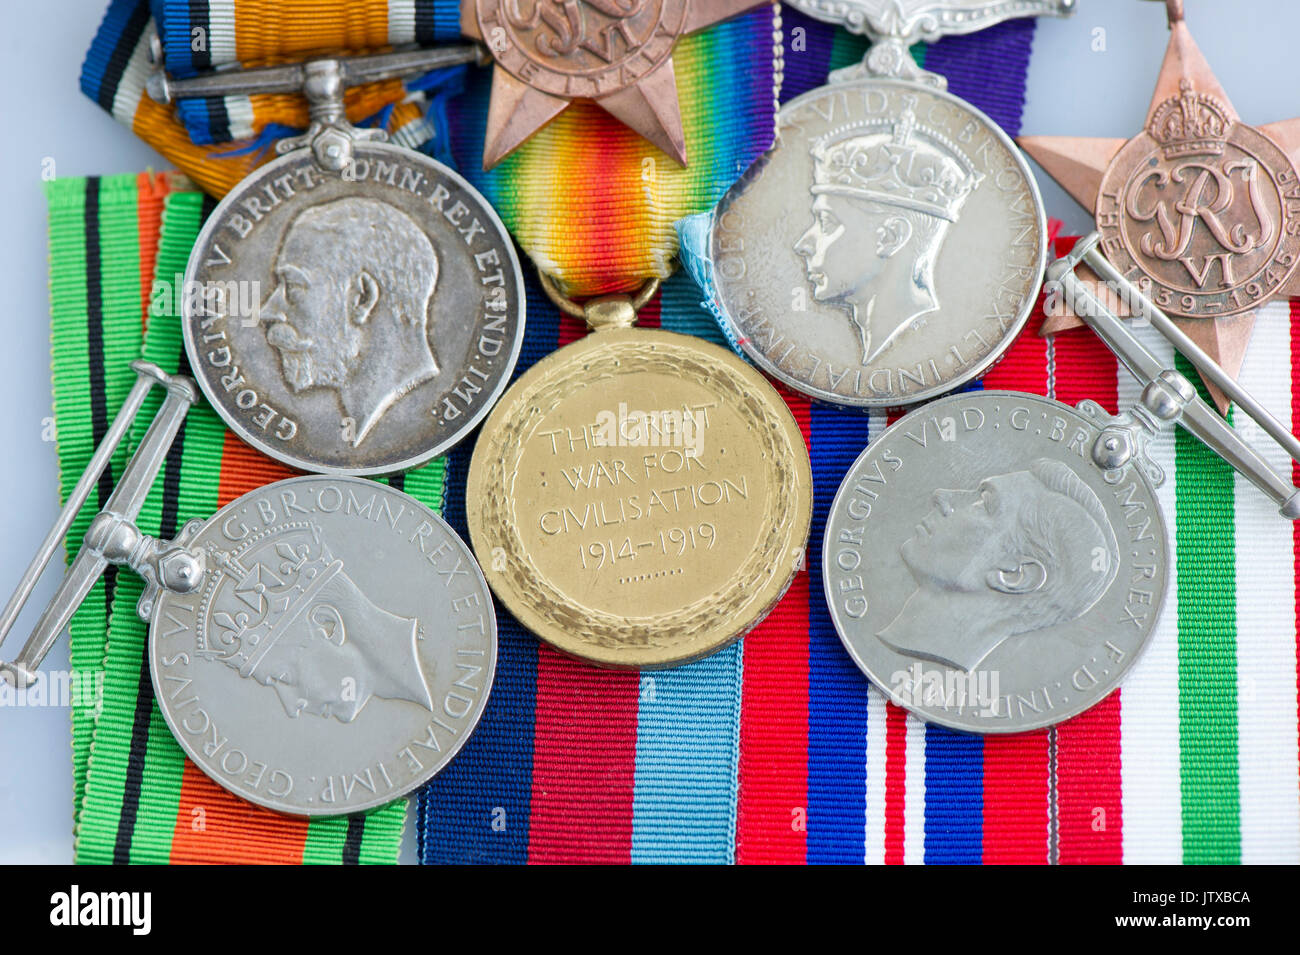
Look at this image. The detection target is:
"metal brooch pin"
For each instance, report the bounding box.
[0,362,201,690]
[820,226,1300,734]
[0,363,498,815]
[1047,232,1300,520]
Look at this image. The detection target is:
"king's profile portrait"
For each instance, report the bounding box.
[795,106,983,365]
[879,459,1120,672]
[260,196,441,447]
[203,525,433,723]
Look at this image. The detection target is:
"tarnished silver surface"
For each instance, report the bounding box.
[823,391,1167,732]
[184,141,524,475]
[151,476,496,815]
[711,80,1045,407]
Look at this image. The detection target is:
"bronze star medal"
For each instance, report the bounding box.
[1020,0,1300,413]
[464,0,770,169]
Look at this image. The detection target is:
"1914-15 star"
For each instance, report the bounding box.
[464,1,770,169]
[1020,0,1300,413]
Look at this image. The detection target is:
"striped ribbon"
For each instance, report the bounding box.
[412,4,775,862]
[63,4,1300,863]
[419,11,1300,864]
[47,179,446,863]
[83,0,779,296]
[154,0,464,147]
[48,172,171,825]
[81,0,448,197]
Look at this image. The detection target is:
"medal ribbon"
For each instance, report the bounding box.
[411,4,780,861]
[48,176,448,863]
[419,10,1056,865]
[675,12,1280,864]
[62,4,1290,863]
[83,0,783,861]
[82,0,460,197]
[48,172,173,825]
[83,0,781,297]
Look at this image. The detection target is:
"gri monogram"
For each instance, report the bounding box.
[1126,157,1277,288]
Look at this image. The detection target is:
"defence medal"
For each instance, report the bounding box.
[1021,0,1300,413]
[149,50,527,476]
[466,277,812,668]
[823,234,1300,733]
[0,364,496,815]
[464,0,773,168]
[684,0,1072,408]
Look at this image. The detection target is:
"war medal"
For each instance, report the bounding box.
[465,0,773,168]
[151,51,527,476]
[823,235,1300,733]
[466,278,812,668]
[1021,0,1300,413]
[456,4,809,668]
[685,0,1072,408]
[0,364,496,815]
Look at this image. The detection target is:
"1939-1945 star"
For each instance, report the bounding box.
[1021,0,1300,413]
[464,0,770,168]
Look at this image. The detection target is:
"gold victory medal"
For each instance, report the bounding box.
[466,284,811,668]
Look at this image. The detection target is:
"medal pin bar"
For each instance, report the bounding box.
[145,44,490,172]
[820,230,1300,731]
[1047,232,1300,518]
[0,362,201,689]
[0,356,496,813]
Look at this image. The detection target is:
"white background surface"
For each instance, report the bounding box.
[0,0,1292,863]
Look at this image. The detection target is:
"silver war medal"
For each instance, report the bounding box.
[0,365,496,814]
[695,1,1073,407]
[152,51,526,476]
[824,232,1300,732]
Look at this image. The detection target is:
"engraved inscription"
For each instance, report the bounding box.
[184,144,523,475]
[467,329,812,668]
[1098,80,1300,318]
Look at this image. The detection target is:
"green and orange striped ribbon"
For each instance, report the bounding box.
[49,178,442,862]
[48,172,173,824]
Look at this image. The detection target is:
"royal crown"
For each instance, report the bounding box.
[199,524,343,679]
[810,108,982,222]
[1148,80,1231,158]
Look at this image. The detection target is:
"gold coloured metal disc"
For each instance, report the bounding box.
[466,327,812,668]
